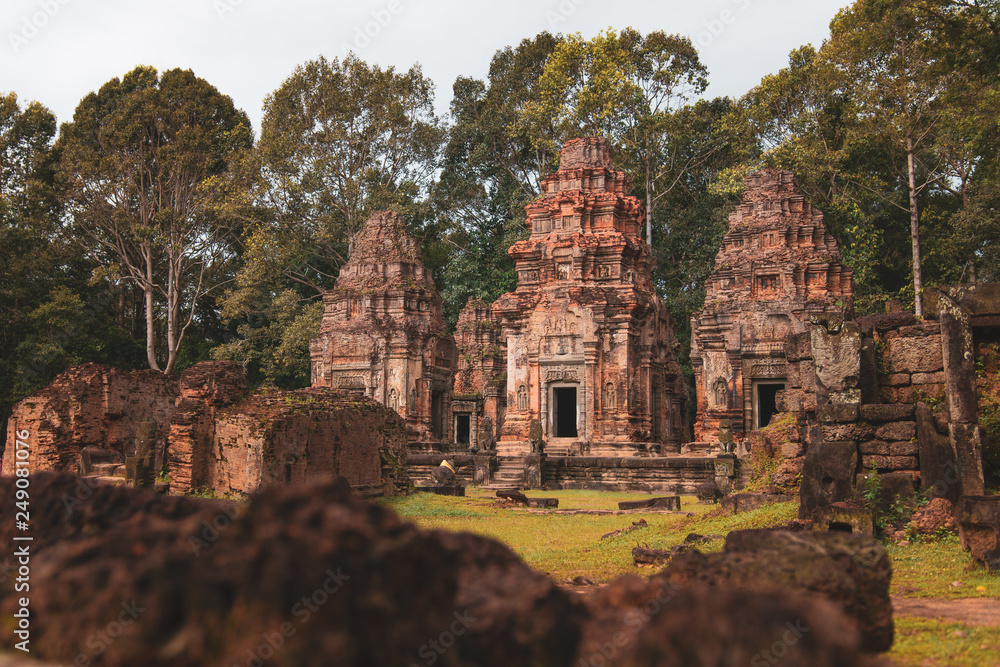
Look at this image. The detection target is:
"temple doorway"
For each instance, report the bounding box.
[552,385,579,438]
[753,381,785,429]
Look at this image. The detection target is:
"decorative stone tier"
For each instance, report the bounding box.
[542,456,715,494]
[691,169,853,443]
[310,211,457,447]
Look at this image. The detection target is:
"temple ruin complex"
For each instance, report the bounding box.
[6,139,999,513]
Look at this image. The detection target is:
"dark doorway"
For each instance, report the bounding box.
[455,414,470,445]
[431,391,444,439]
[554,387,578,438]
[755,382,784,429]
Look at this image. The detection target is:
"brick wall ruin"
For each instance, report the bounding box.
[210,388,408,498]
[2,363,178,476]
[741,285,1000,518]
[4,361,409,497]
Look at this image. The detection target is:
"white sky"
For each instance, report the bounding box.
[1,0,852,134]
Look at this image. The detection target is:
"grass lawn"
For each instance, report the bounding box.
[383,488,1000,666]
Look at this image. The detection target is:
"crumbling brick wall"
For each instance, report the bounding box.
[167,361,248,491]
[210,388,409,497]
[4,361,408,498]
[2,363,178,476]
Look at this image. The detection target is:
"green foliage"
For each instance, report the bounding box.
[975,340,1000,489]
[245,53,444,294]
[55,65,254,374]
[213,289,323,389]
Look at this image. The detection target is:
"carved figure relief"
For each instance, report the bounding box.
[713,378,729,409]
[517,384,528,411]
[604,382,616,411]
[388,388,398,411]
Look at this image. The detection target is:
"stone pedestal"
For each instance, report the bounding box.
[126,421,156,488]
[956,495,1000,571]
[524,454,544,490]
[714,453,738,496]
[473,454,496,486]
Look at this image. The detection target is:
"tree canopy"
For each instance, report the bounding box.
[3,4,999,418]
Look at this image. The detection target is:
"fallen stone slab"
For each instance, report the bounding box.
[416,485,466,496]
[720,492,794,515]
[601,519,648,541]
[617,495,680,511]
[956,495,1000,571]
[656,529,894,653]
[495,489,558,508]
[632,544,686,565]
[811,504,874,536]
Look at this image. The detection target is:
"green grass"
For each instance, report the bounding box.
[383,489,798,580]
[888,534,1000,599]
[384,489,1000,666]
[888,617,1000,666]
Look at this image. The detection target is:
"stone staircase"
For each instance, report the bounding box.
[486,456,525,489]
[81,448,127,486]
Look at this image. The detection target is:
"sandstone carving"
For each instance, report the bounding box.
[691,169,853,443]
[494,137,688,456]
[310,210,457,448]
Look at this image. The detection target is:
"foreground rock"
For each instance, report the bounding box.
[0,473,583,666]
[956,495,1000,571]
[0,474,882,666]
[656,529,894,653]
[577,577,876,667]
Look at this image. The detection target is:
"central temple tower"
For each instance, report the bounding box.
[493,138,687,456]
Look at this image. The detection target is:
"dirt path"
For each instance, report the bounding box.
[892,595,1000,626]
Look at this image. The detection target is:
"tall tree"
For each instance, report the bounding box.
[522,28,711,243]
[245,53,444,293]
[215,54,444,384]
[435,33,561,322]
[824,0,954,315]
[57,66,253,374]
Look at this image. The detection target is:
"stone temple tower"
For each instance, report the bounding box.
[690,169,853,444]
[310,211,457,448]
[493,137,688,456]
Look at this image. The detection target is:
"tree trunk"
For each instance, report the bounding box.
[143,246,160,371]
[906,134,923,317]
[645,155,653,247]
[164,254,178,376]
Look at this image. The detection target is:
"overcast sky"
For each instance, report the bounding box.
[2,0,852,134]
